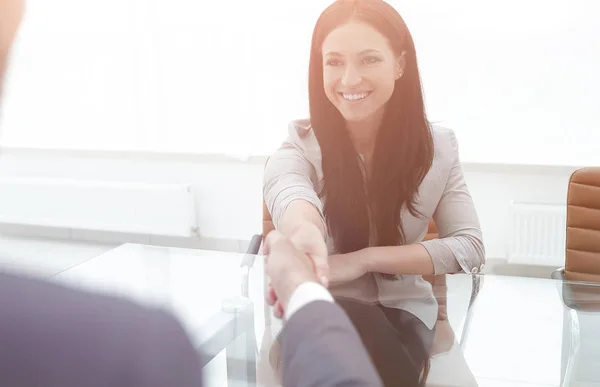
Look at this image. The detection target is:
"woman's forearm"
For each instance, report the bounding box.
[363,244,435,275]
[278,200,325,239]
[277,200,329,284]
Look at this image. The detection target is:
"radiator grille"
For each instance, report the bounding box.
[507,202,566,266]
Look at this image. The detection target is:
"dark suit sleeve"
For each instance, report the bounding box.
[280,301,383,387]
[0,273,203,387]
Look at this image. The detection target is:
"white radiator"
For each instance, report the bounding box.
[0,177,198,237]
[506,202,566,266]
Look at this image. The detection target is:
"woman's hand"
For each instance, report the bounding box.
[287,222,329,286]
[431,320,456,356]
[328,249,370,285]
[264,231,320,319]
[265,222,328,320]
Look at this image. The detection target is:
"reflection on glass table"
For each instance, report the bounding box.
[551,269,600,387]
[47,243,600,387]
[249,264,483,387]
[241,255,600,387]
[50,243,259,387]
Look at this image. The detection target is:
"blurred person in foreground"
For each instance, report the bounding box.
[0,1,381,386]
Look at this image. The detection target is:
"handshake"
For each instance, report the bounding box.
[263,222,329,319]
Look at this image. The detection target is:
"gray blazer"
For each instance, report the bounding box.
[281,300,383,387]
[0,272,203,387]
[264,119,486,274]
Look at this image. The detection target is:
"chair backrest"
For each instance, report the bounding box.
[565,167,600,282]
[424,219,439,241]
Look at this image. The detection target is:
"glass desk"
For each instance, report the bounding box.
[50,243,600,387]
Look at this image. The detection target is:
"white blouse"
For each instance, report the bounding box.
[263,119,486,275]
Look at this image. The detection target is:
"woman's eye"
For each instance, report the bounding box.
[363,56,382,65]
[326,59,343,67]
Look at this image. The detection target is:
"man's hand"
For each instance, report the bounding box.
[264,231,319,318]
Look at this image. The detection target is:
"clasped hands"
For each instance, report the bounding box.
[264,223,370,319]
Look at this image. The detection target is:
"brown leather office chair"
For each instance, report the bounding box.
[550,167,600,386]
[564,167,600,282]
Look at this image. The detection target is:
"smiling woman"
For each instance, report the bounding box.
[264,0,485,279]
[262,3,486,385]
[309,1,437,259]
[321,25,403,132]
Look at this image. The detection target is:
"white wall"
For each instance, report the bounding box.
[0,148,580,260]
[0,150,263,243]
[463,163,574,259]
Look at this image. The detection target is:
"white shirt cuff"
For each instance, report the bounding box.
[285,281,334,320]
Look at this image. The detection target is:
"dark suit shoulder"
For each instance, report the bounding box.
[0,273,202,387]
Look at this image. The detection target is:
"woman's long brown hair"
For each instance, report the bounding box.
[308,0,434,254]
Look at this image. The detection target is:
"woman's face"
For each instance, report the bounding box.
[321,21,403,123]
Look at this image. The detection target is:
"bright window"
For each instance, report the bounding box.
[2,1,599,164]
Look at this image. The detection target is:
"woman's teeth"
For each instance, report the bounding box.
[341,92,371,101]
